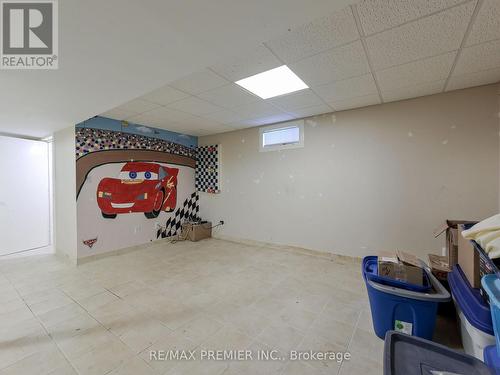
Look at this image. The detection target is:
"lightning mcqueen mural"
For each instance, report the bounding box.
[97,162,178,219]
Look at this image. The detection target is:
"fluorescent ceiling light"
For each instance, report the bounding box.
[235,65,308,99]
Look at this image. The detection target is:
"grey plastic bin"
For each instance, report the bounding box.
[384,331,492,375]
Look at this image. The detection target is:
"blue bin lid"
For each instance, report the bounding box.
[448,265,493,335]
[385,331,492,375]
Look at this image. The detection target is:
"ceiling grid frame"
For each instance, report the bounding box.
[350,4,384,108]
[443,0,485,91]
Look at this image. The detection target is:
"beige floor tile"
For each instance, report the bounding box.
[256,322,304,353]
[309,315,355,349]
[56,326,118,361]
[339,353,383,375]
[138,330,198,374]
[106,356,156,375]
[0,239,385,374]
[348,328,384,364]
[177,316,224,343]
[0,345,69,375]
[77,291,120,312]
[223,341,288,375]
[201,326,254,352]
[297,333,346,373]
[118,317,173,354]
[272,305,318,332]
[69,337,135,375]
[281,360,328,375]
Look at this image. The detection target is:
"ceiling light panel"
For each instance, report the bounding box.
[235,65,308,99]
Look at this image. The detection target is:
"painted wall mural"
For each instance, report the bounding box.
[76,116,198,257]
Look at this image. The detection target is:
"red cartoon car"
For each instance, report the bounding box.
[97,162,178,219]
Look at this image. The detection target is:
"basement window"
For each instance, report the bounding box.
[259,120,304,152]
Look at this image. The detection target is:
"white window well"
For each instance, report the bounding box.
[259,120,304,152]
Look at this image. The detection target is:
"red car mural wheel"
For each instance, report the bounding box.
[102,212,117,219]
[144,190,164,219]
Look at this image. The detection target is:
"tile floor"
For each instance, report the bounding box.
[0,239,383,375]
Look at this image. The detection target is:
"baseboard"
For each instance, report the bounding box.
[75,233,361,266]
[212,234,361,265]
[76,236,173,265]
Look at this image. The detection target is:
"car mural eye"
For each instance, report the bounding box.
[129,171,137,179]
[144,171,152,179]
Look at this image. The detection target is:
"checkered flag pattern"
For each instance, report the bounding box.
[157,192,200,238]
[196,145,220,193]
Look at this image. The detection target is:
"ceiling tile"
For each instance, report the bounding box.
[175,116,222,127]
[101,108,137,120]
[314,74,378,102]
[210,45,282,81]
[356,0,464,36]
[366,1,475,70]
[197,84,260,109]
[141,85,190,105]
[266,7,359,63]
[466,0,500,46]
[239,113,296,127]
[446,67,500,91]
[199,109,243,124]
[170,69,229,95]
[134,119,183,131]
[268,89,324,111]
[382,80,445,102]
[287,103,333,118]
[376,52,456,92]
[330,94,381,111]
[127,106,195,123]
[113,99,160,114]
[165,96,222,116]
[196,124,236,135]
[231,101,284,120]
[289,41,370,87]
[453,39,500,75]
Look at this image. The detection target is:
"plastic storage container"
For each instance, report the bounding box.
[363,256,432,293]
[384,331,492,375]
[482,274,500,352]
[363,256,450,340]
[484,345,500,375]
[448,265,495,359]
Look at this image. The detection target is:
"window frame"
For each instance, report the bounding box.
[259,120,304,152]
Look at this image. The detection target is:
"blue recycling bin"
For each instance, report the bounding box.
[363,256,450,340]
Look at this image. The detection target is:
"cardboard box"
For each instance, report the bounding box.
[181,222,212,242]
[434,220,478,270]
[378,251,424,286]
[457,223,480,288]
[428,254,450,281]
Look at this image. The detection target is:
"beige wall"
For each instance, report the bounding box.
[53,126,77,264]
[199,85,500,259]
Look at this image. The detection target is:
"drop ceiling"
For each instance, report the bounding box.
[101,0,500,137]
[0,0,358,138]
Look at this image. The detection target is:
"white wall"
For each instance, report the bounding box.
[199,85,500,259]
[53,126,77,264]
[0,136,51,255]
